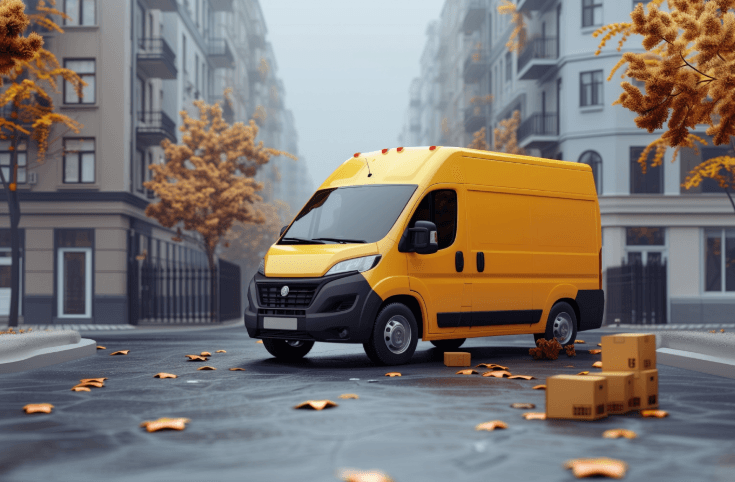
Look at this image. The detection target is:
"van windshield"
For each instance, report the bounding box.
[280,184,417,245]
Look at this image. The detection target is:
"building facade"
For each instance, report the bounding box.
[0,0,310,324]
[400,0,735,324]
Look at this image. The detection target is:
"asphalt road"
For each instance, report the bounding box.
[2,324,735,482]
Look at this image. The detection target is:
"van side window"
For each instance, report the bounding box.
[408,189,457,250]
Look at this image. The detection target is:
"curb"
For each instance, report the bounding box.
[0,338,97,374]
[656,347,735,380]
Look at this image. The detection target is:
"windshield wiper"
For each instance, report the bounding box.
[280,237,325,244]
[313,237,367,244]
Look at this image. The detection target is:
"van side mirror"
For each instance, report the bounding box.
[408,220,438,254]
[279,225,288,236]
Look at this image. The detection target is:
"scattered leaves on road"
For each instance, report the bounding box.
[73,381,104,388]
[603,429,637,439]
[577,371,590,376]
[154,373,177,379]
[80,378,107,383]
[523,412,546,420]
[197,366,216,371]
[337,468,394,482]
[565,365,575,368]
[96,346,106,350]
[592,361,603,368]
[23,403,53,414]
[475,420,508,431]
[338,394,359,399]
[563,457,628,479]
[641,410,668,418]
[589,349,602,355]
[200,351,212,356]
[70,386,91,392]
[510,403,535,409]
[456,369,478,375]
[229,368,245,371]
[110,350,129,356]
[508,375,536,380]
[256,340,263,344]
[597,343,602,347]
[533,385,546,390]
[384,372,401,377]
[185,355,208,361]
[294,400,338,410]
[574,340,585,344]
[216,350,227,353]
[530,339,562,360]
[483,370,512,378]
[709,330,716,333]
[476,363,508,370]
[565,345,576,357]
[140,417,190,432]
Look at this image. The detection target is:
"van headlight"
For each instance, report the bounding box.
[258,258,265,276]
[325,255,381,276]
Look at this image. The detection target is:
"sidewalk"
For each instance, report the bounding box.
[0,318,244,334]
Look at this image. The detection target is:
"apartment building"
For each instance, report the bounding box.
[401,0,735,324]
[0,0,308,324]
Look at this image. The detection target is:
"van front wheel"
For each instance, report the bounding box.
[363,303,418,366]
[262,339,314,361]
[535,302,577,347]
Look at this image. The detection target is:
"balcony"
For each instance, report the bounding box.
[463,48,488,84]
[517,36,558,80]
[137,38,177,79]
[517,0,556,12]
[146,0,177,11]
[210,0,234,12]
[208,93,235,124]
[517,112,558,150]
[136,111,177,147]
[462,0,486,34]
[464,104,488,133]
[207,38,235,69]
[248,32,265,49]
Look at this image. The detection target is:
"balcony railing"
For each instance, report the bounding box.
[464,104,488,133]
[517,112,558,143]
[517,36,558,73]
[463,48,489,84]
[147,0,177,11]
[517,0,556,12]
[207,38,235,69]
[137,37,177,79]
[462,0,486,34]
[136,111,177,147]
[210,0,234,12]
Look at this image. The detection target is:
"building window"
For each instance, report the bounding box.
[705,228,735,292]
[56,229,93,318]
[0,139,27,184]
[135,149,145,193]
[505,51,512,83]
[63,138,95,184]
[580,70,603,106]
[626,227,664,246]
[182,35,188,75]
[579,150,602,194]
[64,0,96,26]
[64,59,96,104]
[698,147,734,193]
[408,189,457,250]
[582,0,603,28]
[630,146,663,194]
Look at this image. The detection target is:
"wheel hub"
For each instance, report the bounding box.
[552,313,573,345]
[286,340,303,347]
[384,315,411,354]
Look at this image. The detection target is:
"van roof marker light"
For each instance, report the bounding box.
[382,148,389,154]
[429,146,437,150]
[353,152,361,158]
[397,147,404,153]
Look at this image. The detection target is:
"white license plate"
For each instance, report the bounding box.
[263,317,298,330]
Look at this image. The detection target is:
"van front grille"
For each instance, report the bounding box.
[258,283,318,308]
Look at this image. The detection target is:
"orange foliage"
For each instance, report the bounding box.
[493,110,525,155]
[0,0,43,75]
[497,0,529,53]
[467,127,489,151]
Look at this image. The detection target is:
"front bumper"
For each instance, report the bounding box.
[244,272,383,344]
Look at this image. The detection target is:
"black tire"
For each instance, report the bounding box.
[363,303,419,366]
[262,339,314,361]
[534,302,577,346]
[430,338,466,351]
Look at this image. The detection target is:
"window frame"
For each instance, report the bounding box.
[57,247,92,318]
[0,138,28,185]
[63,58,96,105]
[407,189,458,251]
[63,0,97,27]
[580,70,603,107]
[703,228,735,294]
[63,138,96,184]
[582,0,603,28]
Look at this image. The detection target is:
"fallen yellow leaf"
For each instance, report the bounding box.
[110,350,130,356]
[23,403,54,414]
[565,365,575,368]
[70,386,91,392]
[294,400,338,410]
[508,375,536,380]
[577,371,590,376]
[563,457,628,479]
[216,350,227,353]
[197,366,216,371]
[597,343,602,347]
[229,368,246,371]
[510,403,535,409]
[456,369,478,375]
[384,372,401,377]
[475,363,508,370]
[721,329,726,333]
[200,351,212,356]
[603,429,637,439]
[154,373,177,379]
[96,346,106,350]
[475,420,508,431]
[337,468,394,482]
[73,382,104,389]
[589,349,602,355]
[338,394,359,399]
[641,409,668,418]
[256,340,263,344]
[532,385,546,390]
[574,340,585,344]
[140,417,190,432]
[483,370,511,378]
[185,355,208,361]
[79,378,107,384]
[709,330,716,333]
[522,412,546,420]
[592,361,603,368]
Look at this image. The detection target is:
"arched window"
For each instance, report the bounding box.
[579,150,602,194]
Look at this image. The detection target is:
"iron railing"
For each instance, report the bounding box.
[517,36,558,72]
[517,112,558,142]
[606,258,667,325]
[136,111,177,145]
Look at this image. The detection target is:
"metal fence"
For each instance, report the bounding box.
[606,257,667,325]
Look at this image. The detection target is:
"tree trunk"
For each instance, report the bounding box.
[0,124,22,327]
[206,249,218,323]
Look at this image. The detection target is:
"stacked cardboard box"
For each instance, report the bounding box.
[601,333,658,411]
[546,375,608,420]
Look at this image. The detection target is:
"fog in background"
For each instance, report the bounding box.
[259,0,446,187]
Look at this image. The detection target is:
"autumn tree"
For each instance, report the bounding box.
[498,0,529,53]
[144,95,295,321]
[468,127,489,151]
[493,110,525,155]
[0,0,84,327]
[594,0,735,211]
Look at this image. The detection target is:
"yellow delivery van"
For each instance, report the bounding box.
[244,146,604,365]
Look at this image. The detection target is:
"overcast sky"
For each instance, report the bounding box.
[258,0,446,187]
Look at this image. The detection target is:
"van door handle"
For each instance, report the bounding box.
[455,251,464,272]
[477,252,484,272]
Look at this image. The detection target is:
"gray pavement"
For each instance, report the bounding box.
[1,325,734,482]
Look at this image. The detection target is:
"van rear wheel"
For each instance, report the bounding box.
[262,339,314,361]
[430,339,466,351]
[535,302,577,347]
[363,303,418,366]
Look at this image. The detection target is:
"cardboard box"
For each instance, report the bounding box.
[601,333,656,372]
[546,375,608,421]
[444,352,470,367]
[630,369,658,410]
[599,371,634,414]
